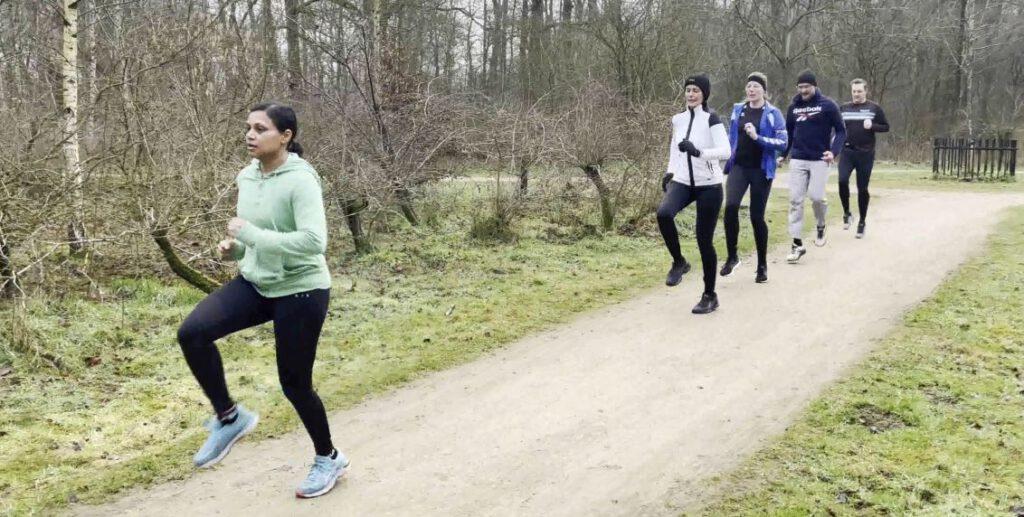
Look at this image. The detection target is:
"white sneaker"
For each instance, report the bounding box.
[786,244,807,263]
[814,226,827,247]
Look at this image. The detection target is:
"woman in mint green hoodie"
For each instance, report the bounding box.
[177,103,347,499]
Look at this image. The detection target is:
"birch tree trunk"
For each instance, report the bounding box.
[957,0,976,136]
[84,0,98,152]
[61,0,87,255]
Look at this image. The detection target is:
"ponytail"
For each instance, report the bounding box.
[287,140,304,157]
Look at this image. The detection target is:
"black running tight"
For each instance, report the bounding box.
[657,182,723,295]
[724,165,773,268]
[838,149,874,222]
[177,276,334,456]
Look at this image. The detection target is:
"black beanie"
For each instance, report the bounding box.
[747,72,768,91]
[796,70,817,86]
[684,74,711,106]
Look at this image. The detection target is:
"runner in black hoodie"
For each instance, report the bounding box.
[839,78,890,238]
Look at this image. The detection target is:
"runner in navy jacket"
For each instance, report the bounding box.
[782,70,846,263]
[782,87,846,163]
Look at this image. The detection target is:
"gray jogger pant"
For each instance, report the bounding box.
[788,159,830,239]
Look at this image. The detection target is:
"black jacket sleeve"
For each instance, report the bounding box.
[871,104,890,133]
[828,101,846,157]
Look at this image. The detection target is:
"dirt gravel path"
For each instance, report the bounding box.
[76,188,1024,517]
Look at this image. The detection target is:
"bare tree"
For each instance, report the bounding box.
[733,0,836,87]
[60,0,87,254]
[470,100,552,196]
[555,81,640,230]
[263,0,279,70]
[285,0,302,95]
[0,211,16,298]
[2,0,1023,300]
[832,0,928,104]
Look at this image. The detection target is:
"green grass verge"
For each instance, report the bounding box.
[693,205,1024,516]
[464,163,1023,193]
[0,182,799,516]
[854,164,1023,192]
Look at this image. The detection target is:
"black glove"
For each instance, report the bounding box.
[677,139,701,157]
[661,173,673,192]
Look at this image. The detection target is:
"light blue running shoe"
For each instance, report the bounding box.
[295,451,350,499]
[193,405,258,468]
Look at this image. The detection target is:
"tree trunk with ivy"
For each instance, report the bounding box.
[342,196,373,253]
[582,164,613,230]
[152,227,221,293]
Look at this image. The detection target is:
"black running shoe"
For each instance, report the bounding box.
[843,213,853,230]
[755,264,768,283]
[856,221,866,239]
[665,260,691,286]
[719,257,740,277]
[691,292,719,314]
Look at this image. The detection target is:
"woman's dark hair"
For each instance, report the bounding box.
[250,102,303,156]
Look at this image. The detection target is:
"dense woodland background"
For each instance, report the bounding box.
[1,0,1022,299]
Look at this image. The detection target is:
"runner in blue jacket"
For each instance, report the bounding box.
[721,72,788,283]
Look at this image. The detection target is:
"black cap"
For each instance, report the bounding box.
[683,74,711,106]
[796,70,817,86]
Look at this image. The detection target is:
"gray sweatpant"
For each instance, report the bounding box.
[787,159,830,239]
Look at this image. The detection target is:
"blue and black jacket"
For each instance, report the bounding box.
[725,101,788,179]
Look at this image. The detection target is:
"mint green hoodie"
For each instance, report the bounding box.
[229,153,331,297]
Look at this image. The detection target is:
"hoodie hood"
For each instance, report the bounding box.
[242,152,318,180]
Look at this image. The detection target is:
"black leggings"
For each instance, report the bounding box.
[838,149,874,221]
[657,182,723,295]
[724,166,773,268]
[177,276,334,456]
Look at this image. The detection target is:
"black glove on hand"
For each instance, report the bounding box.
[677,139,701,157]
[661,173,673,192]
